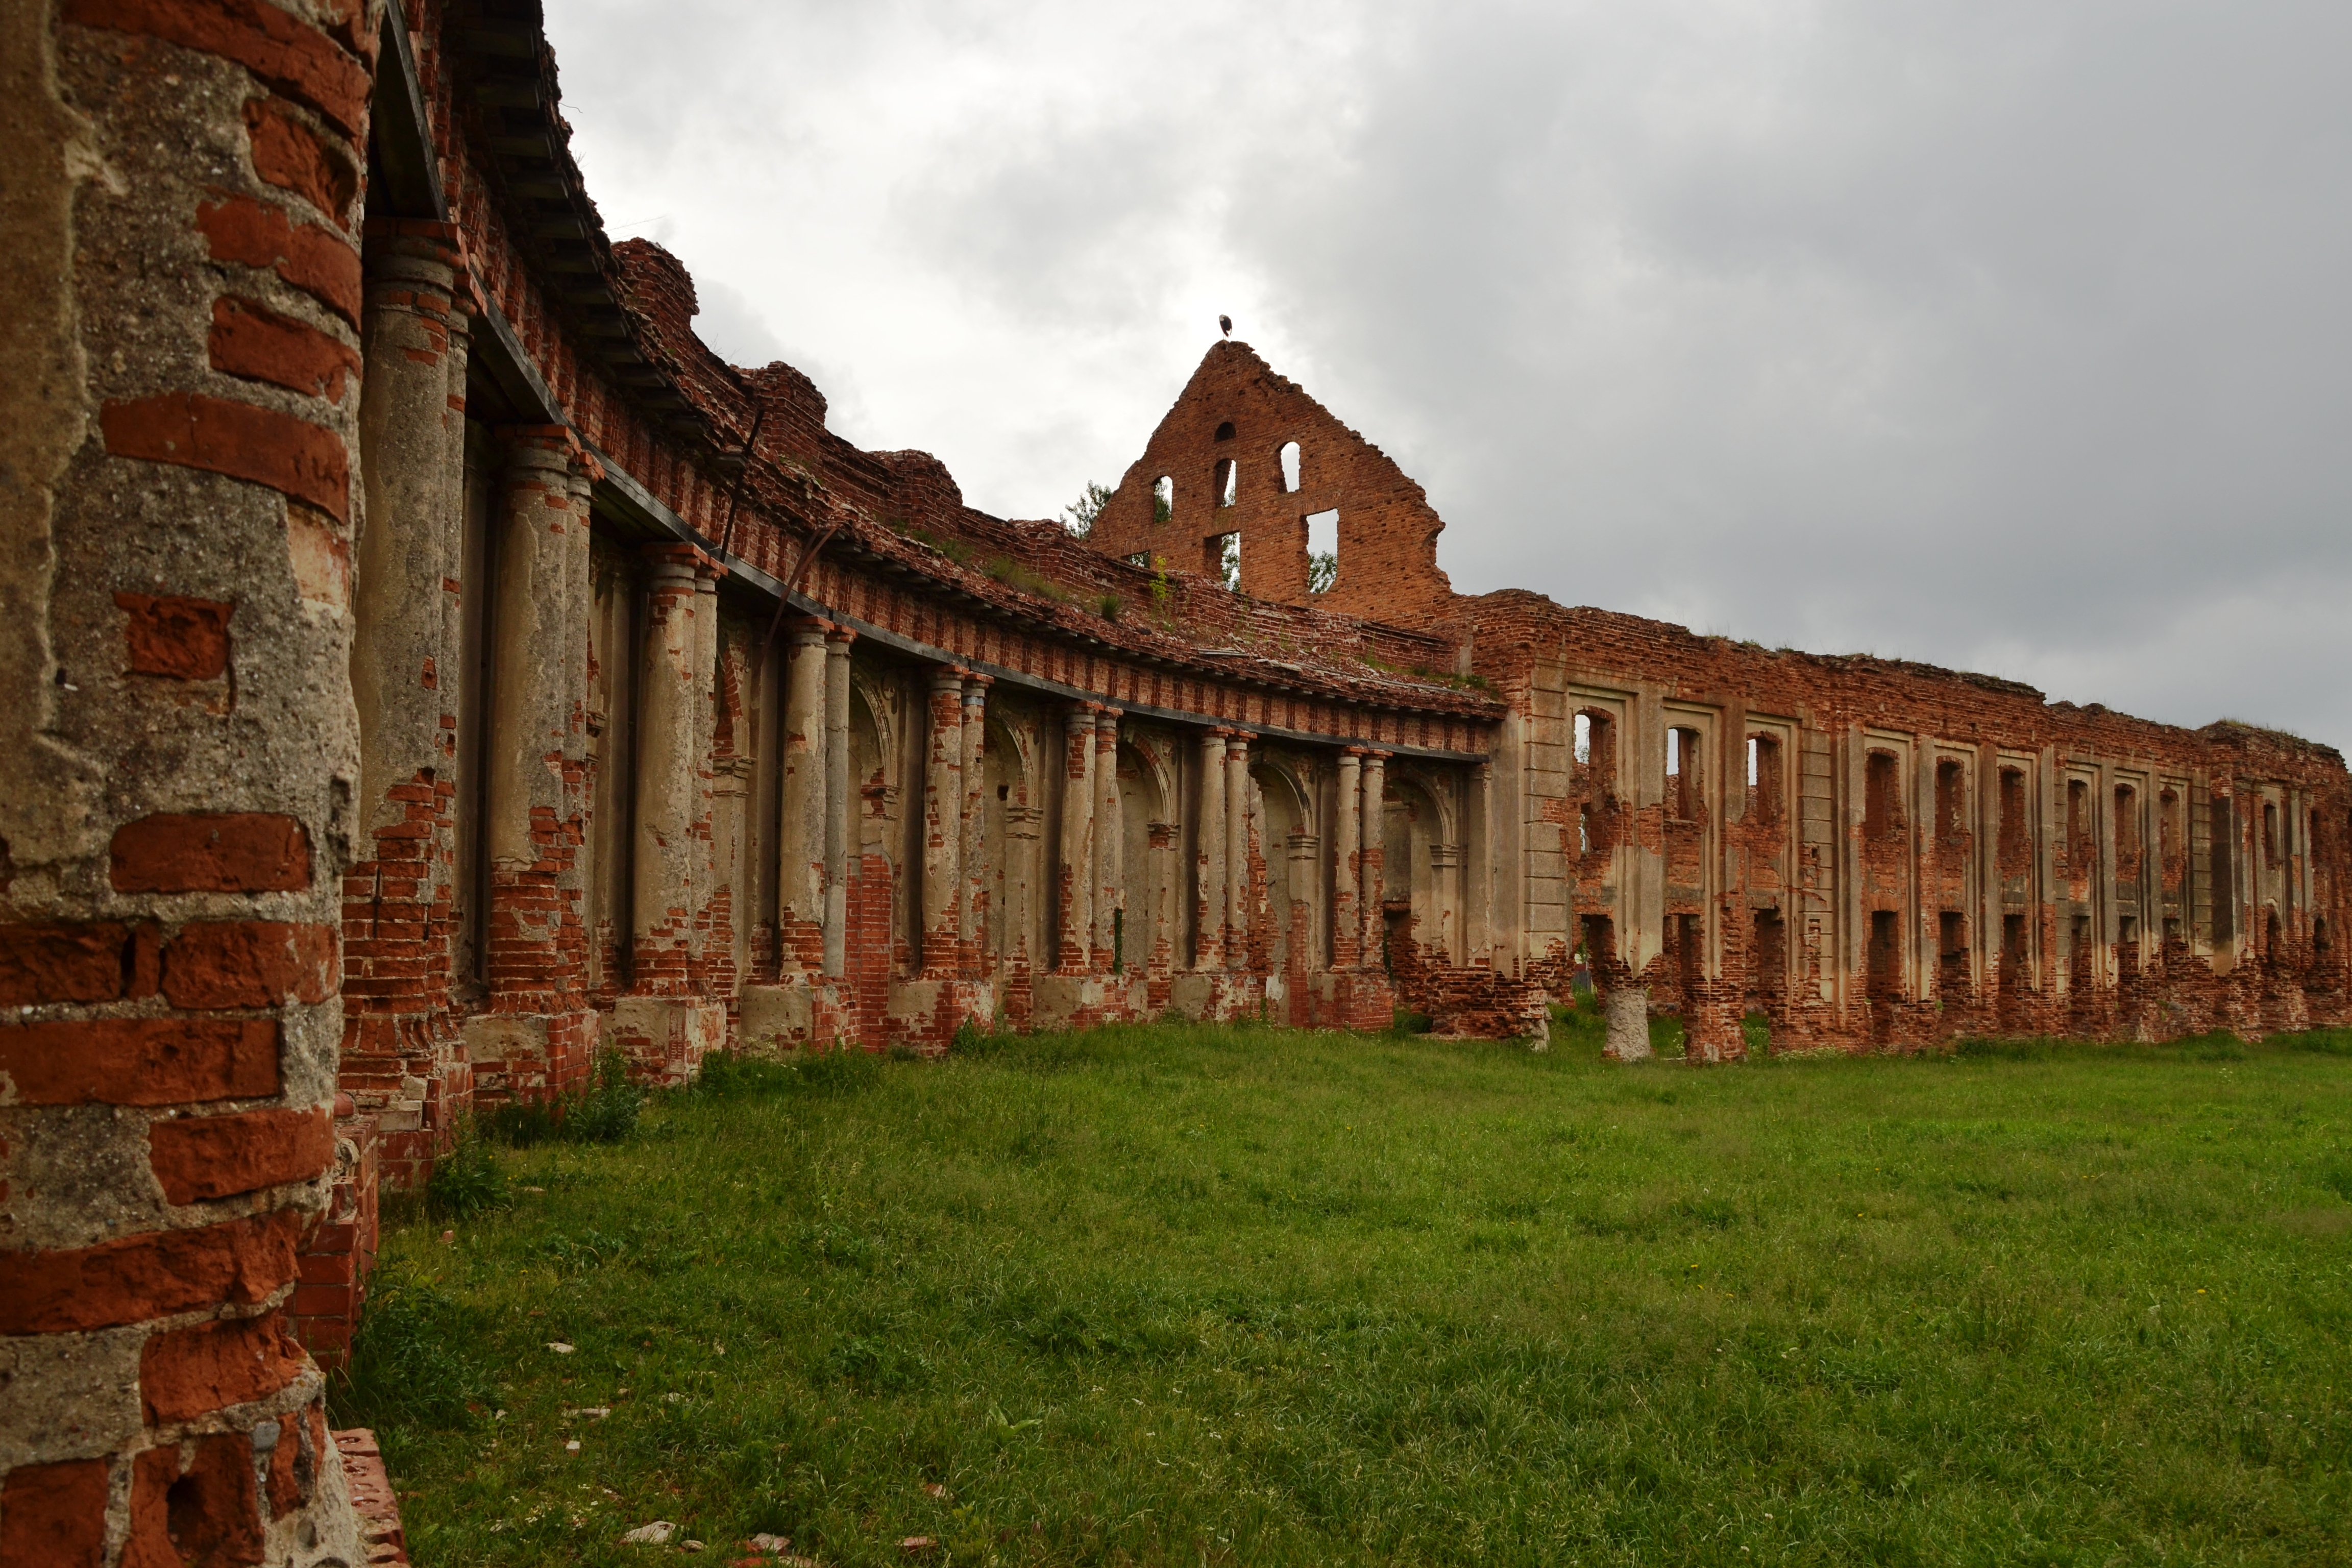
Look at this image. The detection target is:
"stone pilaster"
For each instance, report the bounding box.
[1334,749,1363,968]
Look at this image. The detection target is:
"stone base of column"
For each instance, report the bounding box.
[1029,972,1150,1033]
[464,1009,601,1106]
[741,976,857,1052]
[606,995,728,1084]
[340,1015,473,1189]
[885,975,997,1054]
[1163,970,1277,1024]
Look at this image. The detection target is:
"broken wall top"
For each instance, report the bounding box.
[1088,342,1455,624]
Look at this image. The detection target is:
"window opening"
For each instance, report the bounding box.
[2209,792,2236,942]
[1305,507,1338,594]
[1865,751,1900,839]
[1215,457,1237,508]
[2067,779,2089,862]
[1152,476,1173,524]
[2114,784,2139,860]
[1280,441,1302,493]
[1746,733,1782,824]
[1209,531,1239,591]
[1574,713,1592,766]
[1667,727,1679,777]
[1122,551,1148,569]
[2263,800,2279,861]
[1935,759,1965,840]
[1214,421,1236,442]
[1577,804,1591,856]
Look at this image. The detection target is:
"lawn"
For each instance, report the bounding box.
[336,1017,2352,1567]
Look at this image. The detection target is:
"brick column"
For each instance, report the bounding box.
[776,618,828,974]
[1057,704,1100,972]
[1,0,375,1552]
[1362,751,1389,965]
[921,668,966,975]
[632,548,702,993]
[822,628,856,978]
[690,565,721,988]
[344,223,472,1176]
[1226,732,1252,969]
[1195,729,1228,970]
[961,674,992,973]
[1095,707,1124,969]
[1334,749,1363,968]
[472,429,598,1104]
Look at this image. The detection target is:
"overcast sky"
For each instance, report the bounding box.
[543,0,2350,750]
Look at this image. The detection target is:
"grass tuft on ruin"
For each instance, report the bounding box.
[340,1020,2352,1566]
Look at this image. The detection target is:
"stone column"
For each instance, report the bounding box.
[484,432,584,1014]
[961,674,992,973]
[1334,748,1363,968]
[1225,732,1252,968]
[1057,703,1099,971]
[347,225,471,1151]
[1196,729,1229,970]
[777,617,829,974]
[1096,707,1124,969]
[922,667,966,975]
[1361,751,1389,966]
[822,628,855,977]
[632,547,702,993]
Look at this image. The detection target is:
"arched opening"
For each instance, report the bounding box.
[1152,476,1173,524]
[1214,457,1237,508]
[845,680,902,986]
[982,714,1034,969]
[1119,738,1173,974]
[1305,508,1337,594]
[1279,440,1301,493]
[1381,773,1456,967]
[1251,761,1313,983]
[1214,421,1236,442]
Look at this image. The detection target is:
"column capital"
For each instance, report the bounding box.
[786,616,831,648]
[1095,705,1123,729]
[960,672,993,704]
[1342,745,1370,757]
[824,624,859,648]
[929,665,969,693]
[1067,701,1104,728]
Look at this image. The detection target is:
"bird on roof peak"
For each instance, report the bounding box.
[1218,314,1233,338]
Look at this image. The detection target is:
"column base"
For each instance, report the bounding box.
[885,975,998,1054]
[1165,970,1275,1023]
[740,976,856,1051]
[606,995,728,1084]
[464,1008,600,1105]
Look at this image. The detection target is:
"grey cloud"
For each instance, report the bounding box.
[543,0,2351,746]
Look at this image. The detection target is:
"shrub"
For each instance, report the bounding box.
[425,1121,506,1220]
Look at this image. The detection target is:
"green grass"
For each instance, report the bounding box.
[337,1022,2352,1566]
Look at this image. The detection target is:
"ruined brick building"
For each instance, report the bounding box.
[5,0,2348,1556]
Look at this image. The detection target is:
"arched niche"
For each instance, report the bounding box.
[1118,734,1176,972]
[981,709,1036,967]
[1382,767,1461,964]
[1252,755,1318,974]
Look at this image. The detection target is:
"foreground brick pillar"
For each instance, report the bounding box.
[822,629,856,978]
[1226,733,1253,968]
[921,669,965,975]
[1057,704,1099,972]
[1095,707,1123,969]
[471,430,597,1103]
[1195,729,1229,970]
[1334,749,1363,968]
[345,223,472,1180]
[0,0,373,1555]
[961,675,992,973]
[777,619,828,975]
[1362,751,1389,965]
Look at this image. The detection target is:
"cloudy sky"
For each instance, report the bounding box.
[543,0,2350,749]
